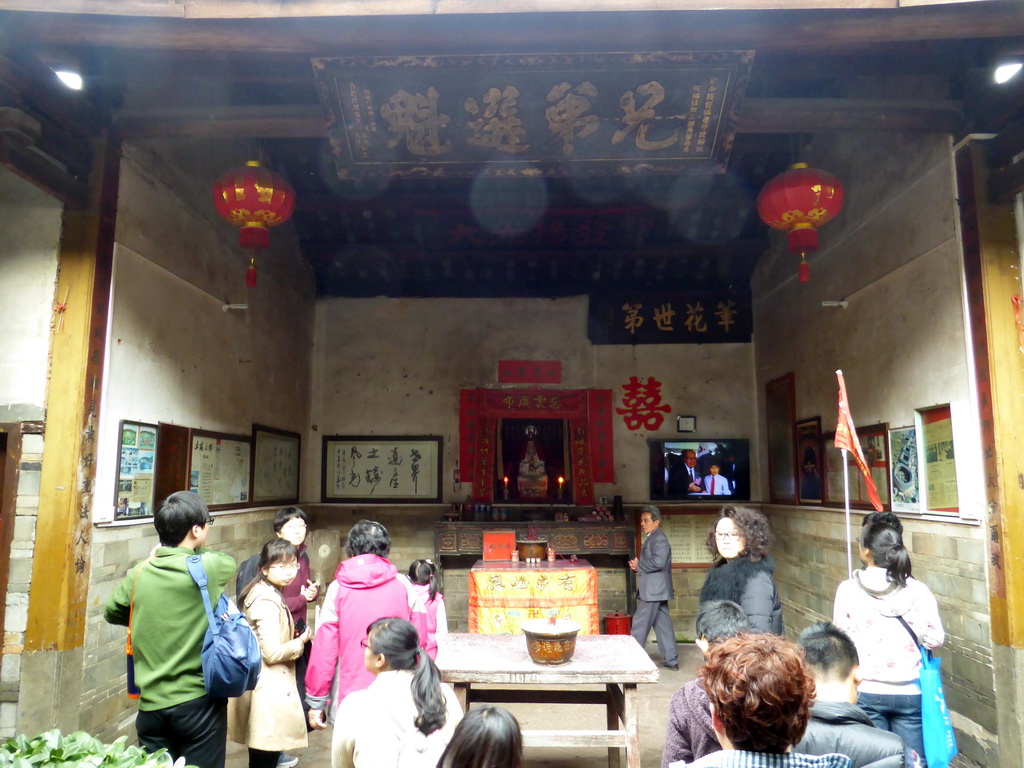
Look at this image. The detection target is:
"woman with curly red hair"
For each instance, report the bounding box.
[699,506,783,634]
[678,634,851,768]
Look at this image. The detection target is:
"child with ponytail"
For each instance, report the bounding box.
[833,521,945,766]
[332,617,463,768]
[407,559,447,660]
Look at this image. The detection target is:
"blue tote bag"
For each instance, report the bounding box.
[919,646,957,768]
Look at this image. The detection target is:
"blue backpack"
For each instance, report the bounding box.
[186,555,262,698]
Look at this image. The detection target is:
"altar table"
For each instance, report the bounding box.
[468,559,600,635]
[436,633,658,768]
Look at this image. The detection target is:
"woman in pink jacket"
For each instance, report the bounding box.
[407,559,447,660]
[305,520,426,729]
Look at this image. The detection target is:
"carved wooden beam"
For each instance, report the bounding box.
[0,136,89,207]
[2,2,1023,55]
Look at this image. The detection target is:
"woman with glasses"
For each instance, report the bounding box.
[229,539,314,768]
[698,505,783,634]
[332,618,462,768]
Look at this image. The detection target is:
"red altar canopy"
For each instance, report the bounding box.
[459,388,614,505]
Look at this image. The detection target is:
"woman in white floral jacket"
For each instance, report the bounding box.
[833,522,944,767]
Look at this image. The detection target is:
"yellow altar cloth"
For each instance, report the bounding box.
[467,559,600,635]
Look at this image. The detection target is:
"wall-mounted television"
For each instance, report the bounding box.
[649,439,751,502]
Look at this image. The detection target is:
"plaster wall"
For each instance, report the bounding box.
[0,168,62,420]
[70,138,318,742]
[752,132,994,765]
[310,296,758,504]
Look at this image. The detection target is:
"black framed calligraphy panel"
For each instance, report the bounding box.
[312,51,754,179]
[588,290,752,345]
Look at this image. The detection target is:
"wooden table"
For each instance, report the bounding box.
[436,633,659,768]
[468,559,600,635]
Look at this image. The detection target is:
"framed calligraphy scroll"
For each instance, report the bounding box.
[312,51,753,180]
[251,424,301,505]
[322,436,443,503]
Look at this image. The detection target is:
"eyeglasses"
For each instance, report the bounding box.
[714,531,741,540]
[359,638,371,649]
[280,521,307,530]
[204,518,215,527]
[268,562,300,571]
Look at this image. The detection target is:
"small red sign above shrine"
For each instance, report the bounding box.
[498,360,562,384]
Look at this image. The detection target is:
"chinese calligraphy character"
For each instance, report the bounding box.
[390,467,400,489]
[715,299,737,332]
[622,303,644,334]
[465,86,530,154]
[381,87,453,156]
[545,81,599,156]
[685,302,708,333]
[410,449,422,493]
[388,447,403,465]
[611,81,679,150]
[653,303,676,331]
[350,446,362,460]
[365,466,382,492]
[367,448,380,459]
[615,376,671,431]
[488,575,505,590]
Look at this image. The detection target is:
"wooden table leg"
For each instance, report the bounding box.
[454,683,469,714]
[623,683,640,768]
[606,684,621,768]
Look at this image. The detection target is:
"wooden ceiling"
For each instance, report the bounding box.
[1,2,1023,298]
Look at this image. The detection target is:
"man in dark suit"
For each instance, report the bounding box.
[629,505,678,669]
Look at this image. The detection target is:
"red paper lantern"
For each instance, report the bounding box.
[757,163,844,282]
[213,160,296,285]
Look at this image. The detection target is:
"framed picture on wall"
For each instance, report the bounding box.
[765,373,797,504]
[889,425,921,514]
[188,429,253,509]
[918,405,959,514]
[823,423,891,510]
[115,420,158,520]
[322,435,443,503]
[251,424,301,505]
[795,417,823,505]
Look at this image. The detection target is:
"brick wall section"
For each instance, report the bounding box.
[0,433,43,739]
[762,505,995,766]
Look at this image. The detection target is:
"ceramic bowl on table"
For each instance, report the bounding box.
[521,618,582,665]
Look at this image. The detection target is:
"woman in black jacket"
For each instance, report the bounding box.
[698,505,783,634]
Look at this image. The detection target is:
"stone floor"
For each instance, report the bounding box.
[227,640,701,768]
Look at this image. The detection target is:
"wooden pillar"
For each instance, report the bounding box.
[957,139,1024,764]
[25,136,119,652]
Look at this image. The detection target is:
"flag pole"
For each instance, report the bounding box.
[842,448,853,579]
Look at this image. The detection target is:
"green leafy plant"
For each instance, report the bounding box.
[0,729,188,768]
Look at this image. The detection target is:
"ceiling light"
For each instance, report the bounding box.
[54,70,83,90]
[994,63,1022,85]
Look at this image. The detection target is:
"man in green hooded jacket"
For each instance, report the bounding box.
[105,491,236,768]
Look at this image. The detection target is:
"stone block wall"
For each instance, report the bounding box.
[763,504,995,766]
[0,432,42,739]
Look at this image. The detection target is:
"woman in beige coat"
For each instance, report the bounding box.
[229,539,313,768]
